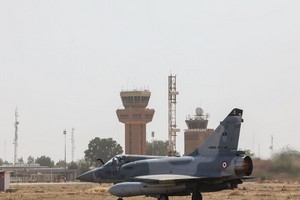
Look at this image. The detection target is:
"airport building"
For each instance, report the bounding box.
[0,170,10,191]
[116,90,155,155]
[184,107,214,155]
[0,165,78,183]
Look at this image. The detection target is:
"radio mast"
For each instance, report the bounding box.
[71,128,75,162]
[168,75,180,156]
[269,134,274,156]
[14,108,19,165]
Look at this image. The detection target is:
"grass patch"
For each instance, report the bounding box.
[34,190,45,193]
[5,189,18,193]
[86,186,108,193]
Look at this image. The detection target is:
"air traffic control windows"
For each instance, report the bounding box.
[121,96,150,103]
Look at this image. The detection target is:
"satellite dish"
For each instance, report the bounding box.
[195,107,204,116]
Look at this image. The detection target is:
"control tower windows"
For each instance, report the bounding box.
[122,96,150,104]
[141,96,149,102]
[134,96,140,102]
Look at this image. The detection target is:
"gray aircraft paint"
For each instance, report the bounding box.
[77,108,253,200]
[190,109,243,157]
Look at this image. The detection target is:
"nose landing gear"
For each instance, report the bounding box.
[192,192,202,200]
[157,194,169,200]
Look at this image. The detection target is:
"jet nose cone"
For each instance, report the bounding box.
[76,170,94,182]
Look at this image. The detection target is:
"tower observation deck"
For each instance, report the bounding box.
[184,107,214,155]
[116,90,155,155]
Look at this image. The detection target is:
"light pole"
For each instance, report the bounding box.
[151,131,155,155]
[63,129,67,182]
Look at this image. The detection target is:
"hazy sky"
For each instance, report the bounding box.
[1,1,299,163]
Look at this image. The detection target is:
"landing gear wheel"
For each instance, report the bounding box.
[117,197,123,200]
[157,194,169,200]
[192,192,202,200]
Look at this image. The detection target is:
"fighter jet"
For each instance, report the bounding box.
[77,108,253,200]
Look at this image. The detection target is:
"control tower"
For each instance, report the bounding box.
[184,107,214,155]
[116,90,155,155]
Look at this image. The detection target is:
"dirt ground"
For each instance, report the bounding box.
[1,182,300,200]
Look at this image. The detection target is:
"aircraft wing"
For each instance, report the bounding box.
[132,174,249,184]
[132,174,209,183]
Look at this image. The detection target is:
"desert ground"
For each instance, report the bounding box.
[1,182,300,200]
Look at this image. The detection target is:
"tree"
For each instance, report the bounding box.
[77,159,90,174]
[271,147,300,173]
[36,156,54,167]
[146,140,168,156]
[18,157,24,164]
[68,161,78,170]
[84,137,123,165]
[0,159,9,165]
[55,160,67,168]
[27,156,35,164]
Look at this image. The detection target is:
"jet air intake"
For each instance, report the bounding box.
[234,156,253,176]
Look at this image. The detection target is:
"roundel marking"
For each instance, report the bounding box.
[222,161,228,169]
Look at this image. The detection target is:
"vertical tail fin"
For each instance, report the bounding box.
[188,108,243,156]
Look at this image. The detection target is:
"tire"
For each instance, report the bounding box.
[157,194,169,200]
[192,192,202,200]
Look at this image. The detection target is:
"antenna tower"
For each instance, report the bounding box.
[4,140,6,162]
[71,128,75,162]
[63,129,67,181]
[168,75,180,156]
[269,134,274,155]
[14,108,19,165]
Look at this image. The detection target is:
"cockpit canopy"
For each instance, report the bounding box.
[104,154,164,167]
[104,155,126,166]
